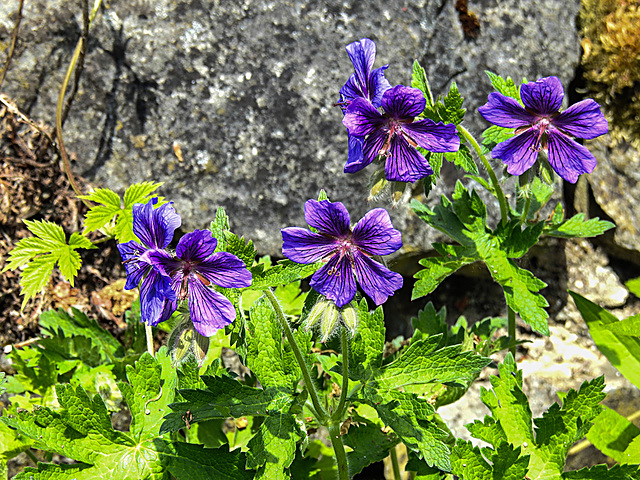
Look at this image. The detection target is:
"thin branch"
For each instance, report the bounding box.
[0,0,24,91]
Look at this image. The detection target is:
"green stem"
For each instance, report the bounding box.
[508,307,516,358]
[332,325,350,421]
[457,124,509,224]
[519,170,533,225]
[264,289,329,423]
[390,444,402,480]
[24,449,38,466]
[329,423,350,480]
[145,324,154,356]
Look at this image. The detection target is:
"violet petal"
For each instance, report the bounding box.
[352,208,402,256]
[282,227,338,264]
[304,199,351,237]
[520,76,564,115]
[546,131,597,183]
[176,230,217,262]
[132,199,181,249]
[491,129,540,176]
[310,254,357,307]
[552,99,609,140]
[343,98,386,137]
[344,134,370,174]
[139,269,176,326]
[196,251,253,288]
[384,134,433,183]
[478,92,536,128]
[402,119,460,153]
[187,276,236,336]
[382,85,425,120]
[353,251,403,305]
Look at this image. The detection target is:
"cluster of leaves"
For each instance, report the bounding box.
[408,355,640,479]
[2,182,163,308]
[570,278,640,465]
[411,179,614,336]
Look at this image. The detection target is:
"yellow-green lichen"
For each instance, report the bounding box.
[579,0,640,148]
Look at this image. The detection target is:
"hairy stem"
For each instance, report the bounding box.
[457,124,509,224]
[0,0,24,91]
[329,423,350,480]
[519,170,533,225]
[332,325,350,421]
[390,444,402,480]
[264,289,329,423]
[145,324,154,356]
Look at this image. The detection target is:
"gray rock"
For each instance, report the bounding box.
[0,0,581,255]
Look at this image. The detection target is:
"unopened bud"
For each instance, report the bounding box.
[341,301,359,337]
[391,181,407,206]
[168,315,210,367]
[319,301,340,343]
[303,297,332,331]
[539,157,555,185]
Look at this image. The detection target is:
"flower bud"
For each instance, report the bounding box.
[368,168,388,200]
[341,301,359,337]
[168,314,210,367]
[320,302,340,343]
[539,157,555,185]
[303,297,333,332]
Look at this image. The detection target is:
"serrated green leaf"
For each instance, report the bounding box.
[412,60,434,107]
[450,440,492,480]
[364,388,450,471]
[156,441,254,480]
[226,233,257,268]
[441,82,465,125]
[570,291,640,390]
[80,182,163,242]
[249,260,323,290]
[484,71,521,101]
[247,295,297,390]
[515,177,555,219]
[465,416,507,447]
[3,220,95,308]
[348,301,385,382]
[2,349,178,480]
[161,375,293,434]
[411,186,549,334]
[586,407,640,463]
[344,423,399,477]
[39,308,123,361]
[481,125,515,155]
[544,213,615,238]
[562,464,640,479]
[376,335,491,389]
[444,143,478,174]
[210,207,231,253]
[602,314,640,336]
[246,413,303,479]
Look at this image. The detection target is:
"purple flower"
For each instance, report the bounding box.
[282,199,403,307]
[343,85,461,183]
[336,38,392,174]
[147,230,252,337]
[478,76,609,183]
[117,199,181,327]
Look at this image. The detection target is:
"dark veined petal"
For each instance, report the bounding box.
[139,269,177,326]
[552,99,609,139]
[339,73,360,107]
[142,248,182,278]
[384,134,433,183]
[520,76,563,115]
[478,92,536,128]
[343,98,387,137]
[187,276,237,337]
[381,85,425,120]
[353,251,403,305]
[196,251,252,288]
[310,254,357,308]
[282,227,338,264]
[491,129,540,176]
[345,38,376,98]
[361,128,388,170]
[344,134,371,174]
[368,65,392,108]
[176,230,217,263]
[132,199,181,249]
[304,199,351,238]
[117,240,149,290]
[546,130,597,183]
[352,208,402,256]
[402,119,460,153]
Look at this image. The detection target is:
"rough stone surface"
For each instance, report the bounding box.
[0,0,582,255]
[587,137,640,257]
